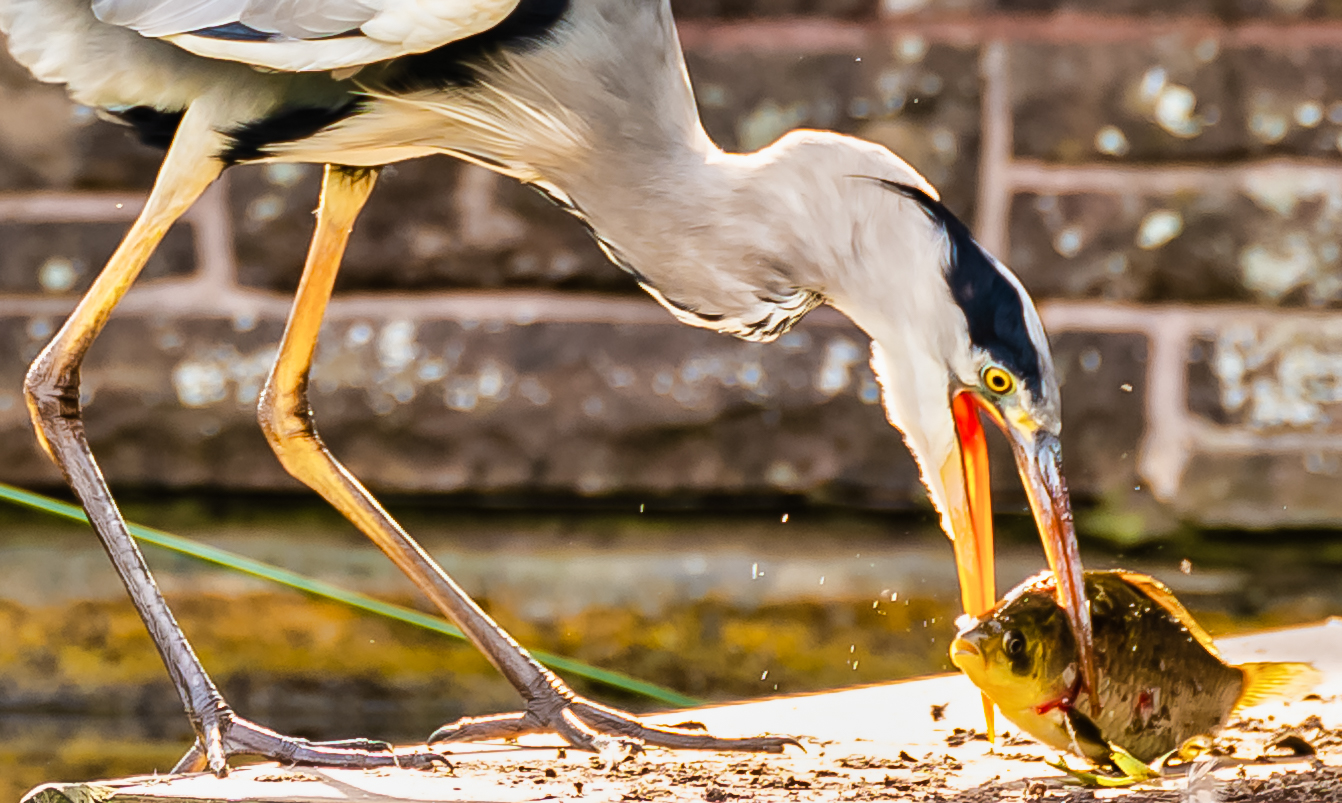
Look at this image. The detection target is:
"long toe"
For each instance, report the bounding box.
[430,697,800,755]
[175,713,449,774]
[429,712,542,745]
[306,738,395,753]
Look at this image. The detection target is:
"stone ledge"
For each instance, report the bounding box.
[6,277,1342,527]
[0,300,1141,511]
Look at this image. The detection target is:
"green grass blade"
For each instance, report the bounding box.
[0,481,702,708]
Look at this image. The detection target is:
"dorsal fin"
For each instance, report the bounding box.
[1112,571,1222,659]
[1234,662,1322,710]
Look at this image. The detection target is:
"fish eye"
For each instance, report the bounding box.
[982,365,1015,395]
[1003,630,1026,657]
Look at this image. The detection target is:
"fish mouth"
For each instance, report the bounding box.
[949,637,981,670]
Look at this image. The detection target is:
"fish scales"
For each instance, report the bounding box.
[950,570,1317,765]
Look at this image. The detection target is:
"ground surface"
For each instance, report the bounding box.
[21,620,1342,803]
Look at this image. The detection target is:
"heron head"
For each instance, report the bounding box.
[801,146,1096,708]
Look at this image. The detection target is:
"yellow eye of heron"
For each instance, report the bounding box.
[983,366,1015,395]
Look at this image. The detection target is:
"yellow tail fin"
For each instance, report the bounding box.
[1234,662,1322,711]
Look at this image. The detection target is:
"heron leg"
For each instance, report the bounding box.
[24,106,444,776]
[258,165,797,757]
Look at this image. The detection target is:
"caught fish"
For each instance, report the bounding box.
[950,570,1319,765]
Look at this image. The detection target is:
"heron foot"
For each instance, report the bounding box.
[427,696,799,754]
[173,705,448,776]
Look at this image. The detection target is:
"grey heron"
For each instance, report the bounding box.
[0,0,1097,776]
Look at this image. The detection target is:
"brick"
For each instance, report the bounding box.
[1010,39,1240,163]
[1185,318,1342,432]
[672,0,879,19]
[0,313,925,502]
[687,39,981,218]
[1228,0,1342,19]
[1175,451,1342,527]
[1010,41,1342,163]
[877,0,987,13]
[1050,332,1148,496]
[1177,318,1342,525]
[987,0,1219,13]
[0,308,1142,507]
[230,42,980,294]
[0,51,163,191]
[1008,187,1342,306]
[985,0,1342,16]
[1223,46,1342,158]
[0,222,195,295]
[229,161,622,293]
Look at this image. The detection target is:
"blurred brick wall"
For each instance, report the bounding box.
[3,1,1342,531]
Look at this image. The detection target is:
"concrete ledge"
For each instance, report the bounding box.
[22,619,1342,803]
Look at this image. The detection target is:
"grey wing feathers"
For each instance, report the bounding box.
[87,0,523,71]
[92,0,379,39]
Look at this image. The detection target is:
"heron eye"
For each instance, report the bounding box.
[983,366,1015,395]
[1003,630,1026,656]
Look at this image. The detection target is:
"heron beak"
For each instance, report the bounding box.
[942,390,997,735]
[945,391,996,619]
[1005,424,1097,714]
[941,390,1097,720]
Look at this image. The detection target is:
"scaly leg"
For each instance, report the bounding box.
[24,103,444,776]
[258,164,796,755]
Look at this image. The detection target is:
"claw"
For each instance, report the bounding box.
[172,743,209,775]
[206,733,229,776]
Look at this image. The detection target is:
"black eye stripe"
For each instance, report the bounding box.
[862,178,1044,397]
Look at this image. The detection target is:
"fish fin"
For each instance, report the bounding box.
[1112,571,1221,659]
[1045,744,1161,788]
[1063,708,1112,764]
[1234,662,1322,711]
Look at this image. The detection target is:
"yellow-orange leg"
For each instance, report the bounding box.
[24,103,445,776]
[258,165,797,755]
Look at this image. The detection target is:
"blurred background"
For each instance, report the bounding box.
[4,0,1342,797]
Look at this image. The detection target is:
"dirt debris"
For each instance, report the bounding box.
[425,705,1340,803]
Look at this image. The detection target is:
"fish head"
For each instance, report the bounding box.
[950,577,1078,717]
